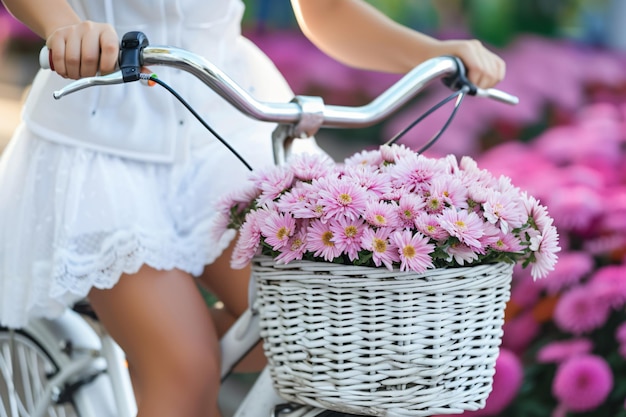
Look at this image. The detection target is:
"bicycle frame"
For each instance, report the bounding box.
[17,301,272,417]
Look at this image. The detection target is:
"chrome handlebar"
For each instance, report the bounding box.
[39,32,518,163]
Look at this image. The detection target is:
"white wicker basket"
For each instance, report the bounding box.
[252,256,513,417]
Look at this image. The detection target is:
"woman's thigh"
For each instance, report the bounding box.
[88,266,221,388]
[199,239,251,318]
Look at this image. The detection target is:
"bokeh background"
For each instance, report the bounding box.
[2,1,626,416]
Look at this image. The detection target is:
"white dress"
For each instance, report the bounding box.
[0,0,315,328]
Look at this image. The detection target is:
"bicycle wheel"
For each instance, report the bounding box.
[0,326,81,417]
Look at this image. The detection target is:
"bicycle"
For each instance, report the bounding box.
[0,31,518,417]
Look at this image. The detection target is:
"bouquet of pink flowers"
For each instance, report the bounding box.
[212,144,560,278]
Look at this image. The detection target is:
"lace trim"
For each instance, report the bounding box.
[49,225,235,302]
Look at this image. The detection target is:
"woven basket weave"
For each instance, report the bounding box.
[252,256,513,417]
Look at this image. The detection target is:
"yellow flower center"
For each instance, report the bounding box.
[494,203,503,217]
[375,214,386,225]
[322,231,334,247]
[455,220,466,229]
[403,245,416,259]
[339,193,353,205]
[373,238,387,253]
[276,227,290,240]
[290,239,303,251]
[344,225,358,238]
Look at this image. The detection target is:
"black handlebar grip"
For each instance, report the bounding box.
[119,31,149,82]
[442,56,477,95]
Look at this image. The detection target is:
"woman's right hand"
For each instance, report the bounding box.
[46,21,119,79]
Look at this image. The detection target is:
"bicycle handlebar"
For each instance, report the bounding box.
[39,37,518,136]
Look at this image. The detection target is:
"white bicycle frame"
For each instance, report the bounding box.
[18,285,279,417]
[18,33,518,417]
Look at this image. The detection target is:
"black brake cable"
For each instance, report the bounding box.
[384,84,469,154]
[141,72,469,166]
[140,73,254,171]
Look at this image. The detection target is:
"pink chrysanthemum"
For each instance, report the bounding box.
[427,176,469,210]
[482,188,527,234]
[343,148,383,167]
[379,143,415,163]
[207,211,231,244]
[521,192,554,232]
[529,223,561,280]
[317,177,369,222]
[275,228,308,264]
[360,227,399,270]
[459,155,497,186]
[389,152,440,193]
[552,355,613,412]
[249,165,295,205]
[364,200,400,228]
[306,219,343,262]
[389,230,434,273]
[276,182,317,219]
[379,187,404,202]
[536,338,593,363]
[414,212,449,241]
[589,265,626,309]
[343,165,392,197]
[423,193,445,214]
[259,211,296,251]
[396,194,426,227]
[231,211,263,269]
[215,183,259,213]
[445,241,480,266]
[490,230,524,253]
[329,217,367,262]
[287,152,335,181]
[553,286,611,335]
[438,208,485,249]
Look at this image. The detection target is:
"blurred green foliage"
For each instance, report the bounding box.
[241,0,608,47]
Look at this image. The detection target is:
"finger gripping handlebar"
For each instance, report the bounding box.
[39,46,52,70]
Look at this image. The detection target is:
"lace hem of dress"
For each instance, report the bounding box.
[49,226,236,303]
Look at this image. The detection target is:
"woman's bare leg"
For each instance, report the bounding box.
[199,240,267,372]
[89,265,222,417]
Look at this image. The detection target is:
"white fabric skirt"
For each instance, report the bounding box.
[0,33,328,328]
[0,120,291,328]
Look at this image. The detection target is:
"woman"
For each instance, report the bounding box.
[0,1,505,416]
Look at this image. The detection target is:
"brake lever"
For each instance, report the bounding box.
[475,87,519,105]
[51,71,125,99]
